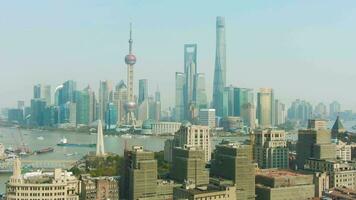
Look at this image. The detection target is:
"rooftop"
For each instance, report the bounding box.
[256,169,306,178]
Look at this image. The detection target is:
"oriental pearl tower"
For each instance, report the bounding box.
[124,23,137,127]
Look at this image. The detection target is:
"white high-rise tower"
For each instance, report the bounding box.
[124,23,137,126]
[96,120,105,156]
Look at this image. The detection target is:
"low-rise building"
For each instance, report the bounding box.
[305,158,356,190]
[173,182,236,200]
[255,169,315,200]
[336,141,352,161]
[0,143,5,160]
[325,187,356,200]
[6,159,79,200]
[152,122,181,135]
[79,174,119,200]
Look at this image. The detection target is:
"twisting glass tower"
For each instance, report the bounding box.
[124,23,137,126]
[213,16,226,117]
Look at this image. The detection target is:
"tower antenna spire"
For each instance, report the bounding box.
[129,22,133,54]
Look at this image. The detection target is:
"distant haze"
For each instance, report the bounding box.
[1,1,356,110]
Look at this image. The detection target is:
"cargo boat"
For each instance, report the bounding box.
[35,147,54,154]
[57,137,95,148]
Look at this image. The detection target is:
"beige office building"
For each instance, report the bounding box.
[6,159,79,200]
[173,183,236,200]
[79,174,119,200]
[254,129,289,169]
[256,88,274,129]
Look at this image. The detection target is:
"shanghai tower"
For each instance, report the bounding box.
[213,16,226,117]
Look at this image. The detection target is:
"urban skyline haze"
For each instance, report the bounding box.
[1,0,356,110]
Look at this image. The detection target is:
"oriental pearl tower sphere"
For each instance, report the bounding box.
[124,23,137,126]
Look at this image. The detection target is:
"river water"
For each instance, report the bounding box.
[1,120,355,193]
[0,127,250,193]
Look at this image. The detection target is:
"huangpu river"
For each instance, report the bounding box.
[0,126,251,193]
[1,120,355,193]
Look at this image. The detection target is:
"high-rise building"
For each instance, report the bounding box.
[74,90,90,125]
[314,102,328,119]
[59,80,77,105]
[174,123,211,162]
[121,146,158,200]
[184,44,197,112]
[34,84,51,105]
[296,119,336,169]
[99,80,113,121]
[138,79,148,105]
[194,73,208,109]
[124,23,137,126]
[274,99,286,126]
[175,44,207,122]
[105,102,117,130]
[329,101,341,119]
[198,109,216,128]
[241,103,256,129]
[210,141,255,200]
[113,80,128,125]
[170,146,209,186]
[253,129,289,169]
[213,16,226,117]
[257,88,274,129]
[30,98,47,126]
[287,99,313,124]
[175,72,185,122]
[83,85,97,124]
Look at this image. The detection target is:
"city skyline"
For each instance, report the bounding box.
[1,1,356,110]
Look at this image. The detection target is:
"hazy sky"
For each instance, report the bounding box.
[1,0,356,110]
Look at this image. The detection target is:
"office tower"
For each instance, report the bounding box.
[60,80,77,105]
[329,101,341,119]
[43,105,59,126]
[255,169,315,200]
[17,100,25,109]
[287,99,313,124]
[8,108,24,124]
[194,73,208,109]
[213,16,227,117]
[174,123,211,162]
[74,90,90,125]
[121,146,157,200]
[99,80,113,121]
[257,88,274,129]
[331,116,346,140]
[138,99,149,122]
[296,119,336,169]
[113,80,128,124]
[30,98,47,126]
[96,120,105,156]
[155,86,161,102]
[175,72,185,122]
[223,86,235,117]
[105,102,117,130]
[54,84,63,106]
[234,87,254,117]
[138,79,148,105]
[33,84,51,105]
[184,44,197,110]
[274,99,286,126]
[198,108,216,128]
[211,141,255,200]
[83,85,97,124]
[241,103,256,129]
[6,159,80,200]
[170,146,209,186]
[254,129,289,169]
[314,102,328,119]
[124,24,137,126]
